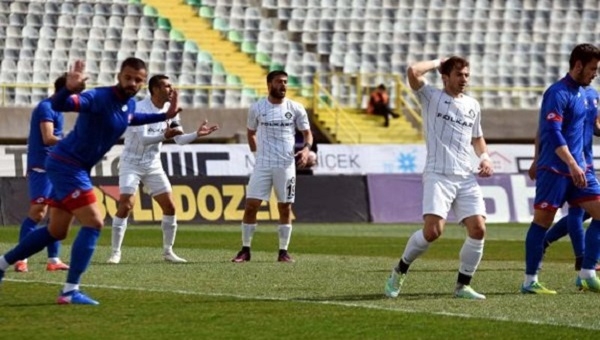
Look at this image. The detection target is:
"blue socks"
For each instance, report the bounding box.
[5,227,57,264]
[19,217,61,259]
[583,220,600,270]
[66,227,100,285]
[544,208,588,258]
[525,223,547,275]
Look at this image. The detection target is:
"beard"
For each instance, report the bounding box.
[269,87,286,99]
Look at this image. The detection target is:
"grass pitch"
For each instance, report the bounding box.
[0,223,597,339]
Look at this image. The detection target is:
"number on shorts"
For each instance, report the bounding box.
[286,176,296,199]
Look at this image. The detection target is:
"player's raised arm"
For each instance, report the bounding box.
[407,58,445,91]
[173,120,219,145]
[51,60,92,113]
[130,89,182,126]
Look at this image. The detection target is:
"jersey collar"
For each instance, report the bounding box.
[562,73,581,88]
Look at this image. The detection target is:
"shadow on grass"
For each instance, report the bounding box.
[368,267,523,273]
[292,293,389,302]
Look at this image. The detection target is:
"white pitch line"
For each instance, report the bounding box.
[5,278,600,331]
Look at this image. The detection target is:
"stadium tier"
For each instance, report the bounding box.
[1,0,598,142]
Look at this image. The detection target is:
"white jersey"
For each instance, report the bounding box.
[416,83,483,175]
[120,97,178,167]
[247,97,310,168]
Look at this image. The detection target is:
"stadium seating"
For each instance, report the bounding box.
[2,0,600,112]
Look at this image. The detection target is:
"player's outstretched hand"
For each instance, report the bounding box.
[478,159,493,178]
[163,122,184,139]
[196,120,219,137]
[66,60,88,93]
[166,90,181,119]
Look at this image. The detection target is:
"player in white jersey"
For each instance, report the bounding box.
[384,57,493,300]
[232,70,313,263]
[107,75,218,264]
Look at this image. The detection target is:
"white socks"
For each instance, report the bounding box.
[0,256,8,271]
[161,215,177,253]
[459,237,484,276]
[401,230,430,264]
[62,283,79,294]
[242,223,257,247]
[278,224,292,250]
[111,216,128,253]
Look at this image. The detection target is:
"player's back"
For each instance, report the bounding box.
[51,86,136,170]
[537,75,587,174]
[27,98,64,170]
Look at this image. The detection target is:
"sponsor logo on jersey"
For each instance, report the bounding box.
[436,113,473,127]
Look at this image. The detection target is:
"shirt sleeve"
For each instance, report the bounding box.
[415,83,436,105]
[539,89,568,150]
[294,103,310,131]
[247,103,258,130]
[472,101,483,138]
[51,88,95,113]
[38,101,56,122]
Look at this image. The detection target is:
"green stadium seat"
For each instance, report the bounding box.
[197,51,213,62]
[157,17,171,30]
[269,63,284,71]
[143,5,159,17]
[212,18,228,31]
[186,0,202,7]
[255,53,271,66]
[287,76,300,88]
[128,0,141,3]
[241,41,256,54]
[226,75,242,86]
[169,29,185,42]
[184,41,199,53]
[199,6,214,18]
[212,62,226,75]
[228,30,243,43]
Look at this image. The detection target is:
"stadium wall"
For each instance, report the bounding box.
[0,107,542,143]
[0,107,248,143]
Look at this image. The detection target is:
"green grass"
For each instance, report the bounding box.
[0,223,597,339]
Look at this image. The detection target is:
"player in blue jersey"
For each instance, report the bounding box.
[530,86,600,271]
[0,58,181,305]
[14,75,70,273]
[523,44,600,295]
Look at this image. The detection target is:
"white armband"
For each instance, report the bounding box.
[479,152,491,162]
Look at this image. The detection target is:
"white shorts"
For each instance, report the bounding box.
[246,166,296,203]
[422,172,486,222]
[119,162,171,197]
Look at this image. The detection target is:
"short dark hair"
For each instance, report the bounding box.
[440,56,469,76]
[377,84,386,91]
[569,44,600,69]
[148,74,169,96]
[266,70,288,83]
[120,57,147,72]
[54,73,67,92]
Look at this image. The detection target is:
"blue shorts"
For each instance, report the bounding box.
[27,169,52,204]
[45,156,97,211]
[535,170,600,211]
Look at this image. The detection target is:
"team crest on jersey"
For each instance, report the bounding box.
[284,112,292,119]
[546,112,562,122]
[122,105,128,112]
[466,109,476,119]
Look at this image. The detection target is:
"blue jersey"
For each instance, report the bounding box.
[26,98,64,169]
[583,86,599,168]
[50,86,169,170]
[537,74,587,175]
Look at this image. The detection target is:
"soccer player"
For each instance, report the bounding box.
[531,85,600,271]
[522,44,600,295]
[15,74,70,273]
[0,58,181,305]
[231,70,313,263]
[107,75,218,264]
[384,56,493,300]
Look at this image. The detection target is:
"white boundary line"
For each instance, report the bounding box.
[5,278,599,331]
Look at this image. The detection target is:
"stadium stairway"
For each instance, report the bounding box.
[140,0,309,106]
[314,108,422,144]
